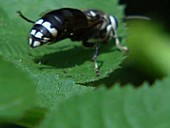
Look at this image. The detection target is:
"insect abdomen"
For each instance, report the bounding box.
[43,8,89,40]
[30,8,89,47]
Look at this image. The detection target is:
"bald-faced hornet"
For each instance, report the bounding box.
[18,8,128,76]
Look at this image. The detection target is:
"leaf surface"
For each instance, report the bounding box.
[0,57,36,120]
[39,78,170,128]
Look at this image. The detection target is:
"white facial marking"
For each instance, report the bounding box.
[42,22,58,37]
[106,25,114,40]
[35,32,43,38]
[30,29,36,35]
[35,19,44,25]
[109,16,117,29]
[33,41,41,47]
[106,25,112,32]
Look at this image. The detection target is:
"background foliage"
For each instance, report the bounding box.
[0,0,170,128]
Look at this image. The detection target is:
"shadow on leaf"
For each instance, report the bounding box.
[33,42,116,69]
[33,45,94,68]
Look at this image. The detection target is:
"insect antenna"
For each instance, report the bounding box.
[123,15,150,21]
[17,11,35,23]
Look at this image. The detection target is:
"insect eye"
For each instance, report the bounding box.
[109,16,118,29]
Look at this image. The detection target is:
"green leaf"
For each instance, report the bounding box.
[16,107,47,128]
[0,0,127,126]
[33,72,94,107]
[0,0,126,84]
[0,57,36,121]
[38,77,170,128]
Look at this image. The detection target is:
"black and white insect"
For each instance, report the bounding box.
[17,8,136,76]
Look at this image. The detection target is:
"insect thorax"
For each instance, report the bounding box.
[82,9,118,45]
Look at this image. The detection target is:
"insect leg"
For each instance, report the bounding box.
[92,43,100,76]
[17,11,35,23]
[113,28,128,52]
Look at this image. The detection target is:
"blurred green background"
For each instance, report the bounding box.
[110,0,170,86]
[1,0,170,127]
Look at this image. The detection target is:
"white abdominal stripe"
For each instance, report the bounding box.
[35,19,58,37]
[29,39,40,48]
[29,37,40,48]
[30,29,42,39]
[29,18,58,47]
[29,30,47,48]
